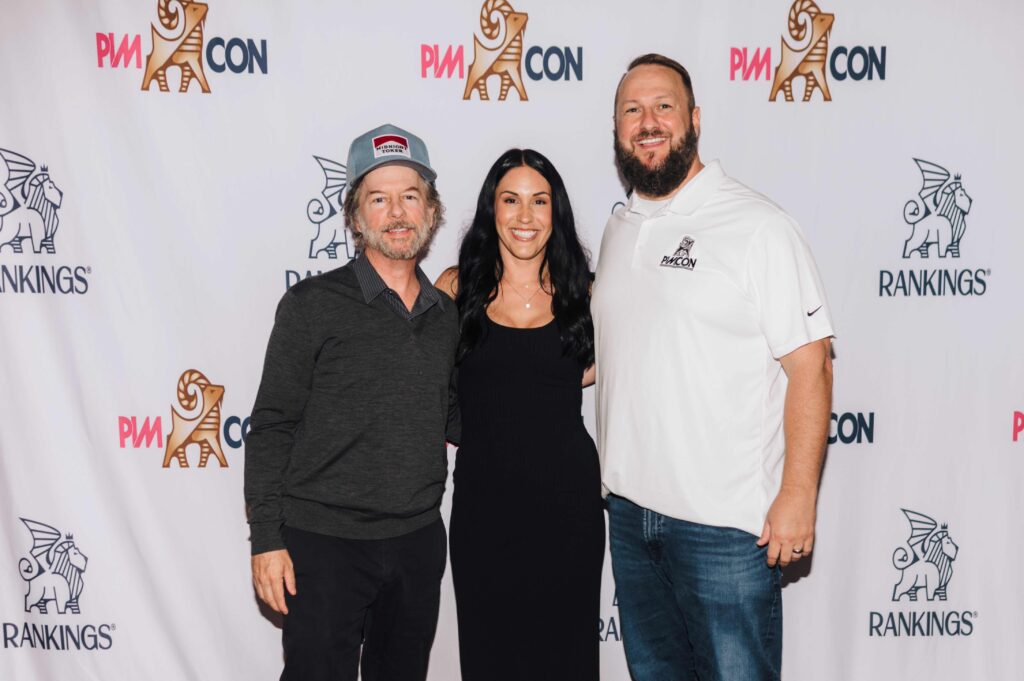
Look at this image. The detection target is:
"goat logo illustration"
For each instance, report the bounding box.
[660,236,697,271]
[672,237,695,258]
[769,0,834,102]
[141,0,211,93]
[463,0,529,101]
[0,148,64,255]
[902,159,972,259]
[19,518,89,615]
[163,369,227,467]
[891,509,959,602]
[307,156,357,260]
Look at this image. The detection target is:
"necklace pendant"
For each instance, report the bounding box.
[525,303,531,309]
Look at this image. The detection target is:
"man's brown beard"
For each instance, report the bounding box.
[360,219,436,261]
[615,125,699,198]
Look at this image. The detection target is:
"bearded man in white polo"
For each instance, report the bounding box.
[592,54,835,680]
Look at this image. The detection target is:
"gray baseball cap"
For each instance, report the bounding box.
[346,123,437,186]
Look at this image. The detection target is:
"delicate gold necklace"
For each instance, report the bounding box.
[502,280,543,309]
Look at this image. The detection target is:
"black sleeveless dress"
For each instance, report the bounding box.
[450,317,604,681]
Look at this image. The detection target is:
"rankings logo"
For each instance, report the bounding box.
[868,508,976,638]
[3,518,114,651]
[879,159,989,297]
[287,155,360,291]
[0,147,91,295]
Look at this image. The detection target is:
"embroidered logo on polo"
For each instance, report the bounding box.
[372,135,411,159]
[867,508,977,638]
[659,236,697,270]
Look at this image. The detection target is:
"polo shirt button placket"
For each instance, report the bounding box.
[632,218,654,269]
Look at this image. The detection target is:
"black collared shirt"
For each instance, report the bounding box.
[350,253,442,321]
[244,257,459,553]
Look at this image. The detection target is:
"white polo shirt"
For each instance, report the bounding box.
[592,160,834,536]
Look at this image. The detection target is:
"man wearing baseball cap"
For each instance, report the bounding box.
[245,124,458,681]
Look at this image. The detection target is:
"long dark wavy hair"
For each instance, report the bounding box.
[456,148,594,366]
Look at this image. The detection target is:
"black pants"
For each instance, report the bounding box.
[280,520,447,681]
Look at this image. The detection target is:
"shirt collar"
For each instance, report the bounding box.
[351,255,445,312]
[625,159,726,219]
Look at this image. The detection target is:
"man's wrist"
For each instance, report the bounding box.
[249,521,285,555]
[777,483,818,503]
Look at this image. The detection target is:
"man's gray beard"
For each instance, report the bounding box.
[359,219,436,261]
[615,125,700,198]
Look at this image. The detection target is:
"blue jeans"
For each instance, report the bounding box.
[607,494,781,681]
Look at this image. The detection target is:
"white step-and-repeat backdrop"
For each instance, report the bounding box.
[2,1,1021,679]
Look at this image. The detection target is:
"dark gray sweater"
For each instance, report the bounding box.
[244,257,459,554]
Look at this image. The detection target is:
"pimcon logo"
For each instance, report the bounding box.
[3,518,114,651]
[420,0,583,101]
[118,369,247,467]
[0,147,91,295]
[879,159,989,297]
[659,236,697,270]
[286,155,359,291]
[829,411,874,445]
[729,0,886,101]
[868,509,976,637]
[95,0,268,93]
[1013,411,1024,443]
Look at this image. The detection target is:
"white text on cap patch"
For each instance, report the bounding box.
[372,134,411,159]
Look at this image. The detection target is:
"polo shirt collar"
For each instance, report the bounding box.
[351,255,445,312]
[625,159,726,219]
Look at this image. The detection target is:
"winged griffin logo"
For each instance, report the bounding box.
[163,369,227,467]
[307,156,357,260]
[463,0,529,101]
[891,509,959,602]
[19,518,88,615]
[902,159,972,258]
[141,0,211,93]
[0,148,64,255]
[769,0,835,102]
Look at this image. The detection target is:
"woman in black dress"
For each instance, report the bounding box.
[436,149,603,680]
